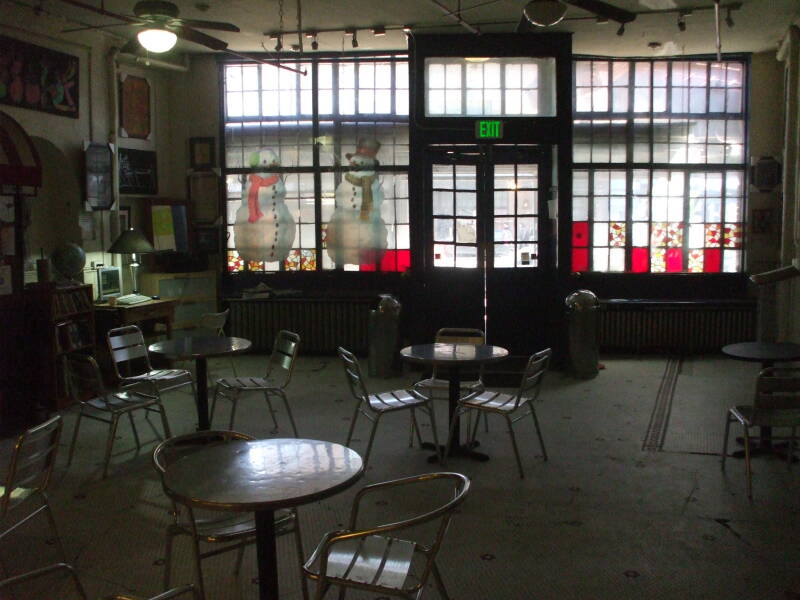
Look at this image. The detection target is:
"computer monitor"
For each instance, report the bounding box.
[96,266,121,301]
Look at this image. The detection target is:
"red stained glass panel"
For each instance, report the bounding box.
[703,248,721,272]
[666,248,682,272]
[572,222,589,247]
[572,248,589,272]
[632,247,649,272]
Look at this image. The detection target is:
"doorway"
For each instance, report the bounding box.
[423,145,555,355]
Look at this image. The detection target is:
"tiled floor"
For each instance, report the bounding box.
[2,352,799,599]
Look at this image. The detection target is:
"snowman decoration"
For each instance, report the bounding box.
[233,149,295,264]
[326,139,387,267]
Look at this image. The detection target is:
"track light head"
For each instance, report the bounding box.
[677,16,686,31]
[372,26,386,36]
[345,28,358,48]
[616,23,625,36]
[725,7,734,27]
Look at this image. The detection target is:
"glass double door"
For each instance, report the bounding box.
[424,145,554,355]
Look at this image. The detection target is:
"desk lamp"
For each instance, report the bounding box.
[108,228,155,294]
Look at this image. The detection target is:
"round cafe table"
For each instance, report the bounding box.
[722,341,800,460]
[164,438,364,600]
[149,336,251,430]
[400,342,508,462]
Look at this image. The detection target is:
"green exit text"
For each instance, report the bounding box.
[475,120,504,139]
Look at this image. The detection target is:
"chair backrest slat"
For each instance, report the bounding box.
[755,368,800,411]
[338,346,370,402]
[65,353,111,407]
[199,309,229,336]
[265,330,301,388]
[106,325,152,379]
[513,348,552,408]
[1,415,62,518]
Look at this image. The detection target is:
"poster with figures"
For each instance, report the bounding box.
[326,139,388,267]
[233,149,295,263]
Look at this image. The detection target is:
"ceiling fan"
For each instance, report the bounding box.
[57,0,239,53]
[517,0,637,31]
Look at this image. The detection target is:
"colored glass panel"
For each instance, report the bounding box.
[651,223,667,246]
[572,248,589,272]
[667,223,683,247]
[610,222,625,247]
[666,248,683,272]
[688,249,703,273]
[704,248,721,272]
[227,250,244,272]
[572,221,589,247]
[651,248,666,272]
[632,247,649,272]
[705,223,721,247]
[724,223,742,248]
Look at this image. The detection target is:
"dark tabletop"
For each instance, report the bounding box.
[722,341,800,363]
[163,438,364,512]
[400,343,509,366]
[149,336,252,360]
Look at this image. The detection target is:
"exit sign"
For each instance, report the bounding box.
[475,120,503,139]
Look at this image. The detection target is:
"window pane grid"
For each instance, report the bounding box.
[572,57,746,274]
[223,56,410,273]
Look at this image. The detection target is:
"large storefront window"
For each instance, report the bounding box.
[571,58,747,273]
[222,55,410,272]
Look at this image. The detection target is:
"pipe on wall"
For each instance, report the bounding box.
[116,53,190,72]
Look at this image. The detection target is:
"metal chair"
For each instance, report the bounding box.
[338,346,442,468]
[106,325,195,401]
[0,562,87,599]
[722,366,800,500]
[152,430,308,600]
[210,330,300,435]
[413,327,489,436]
[0,415,66,564]
[445,348,551,478]
[302,472,470,600]
[65,353,172,479]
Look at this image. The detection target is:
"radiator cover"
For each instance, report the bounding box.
[598,299,756,353]
[228,297,376,354]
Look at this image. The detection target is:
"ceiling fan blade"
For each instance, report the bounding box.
[55,0,140,24]
[564,0,637,23]
[174,25,228,51]
[178,18,240,32]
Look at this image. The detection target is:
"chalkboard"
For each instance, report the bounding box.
[118,147,157,195]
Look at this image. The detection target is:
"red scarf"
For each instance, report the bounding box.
[247,174,280,223]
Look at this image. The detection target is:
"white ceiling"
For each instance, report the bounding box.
[41,0,800,57]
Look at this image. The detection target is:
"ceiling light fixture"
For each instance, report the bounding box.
[372,26,386,36]
[306,31,319,50]
[523,0,567,27]
[137,28,177,53]
[271,33,283,52]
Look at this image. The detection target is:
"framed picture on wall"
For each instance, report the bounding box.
[84,142,114,210]
[195,225,221,254]
[188,171,220,224]
[119,73,151,140]
[189,137,216,170]
[119,148,157,195]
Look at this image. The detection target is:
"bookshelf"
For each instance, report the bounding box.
[26,283,95,410]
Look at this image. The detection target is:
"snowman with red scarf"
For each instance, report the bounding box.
[233,149,295,264]
[325,139,387,267]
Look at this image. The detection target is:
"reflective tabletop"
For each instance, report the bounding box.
[149,336,252,360]
[164,438,364,512]
[400,343,509,366]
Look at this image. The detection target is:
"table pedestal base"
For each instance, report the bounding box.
[422,440,490,463]
[255,509,278,600]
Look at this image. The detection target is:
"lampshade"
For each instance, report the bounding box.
[109,228,156,254]
[523,0,568,27]
[137,28,178,53]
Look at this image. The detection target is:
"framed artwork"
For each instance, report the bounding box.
[0,35,79,118]
[146,198,191,252]
[118,148,158,195]
[188,171,220,224]
[119,73,151,139]
[84,142,113,210]
[195,225,221,254]
[189,137,216,170]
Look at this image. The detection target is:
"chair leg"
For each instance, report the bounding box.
[743,424,753,501]
[431,560,452,600]
[209,385,221,426]
[721,412,733,470]
[190,533,207,600]
[67,408,84,467]
[103,415,120,479]
[443,408,463,467]
[163,529,175,591]
[233,544,246,575]
[345,402,361,447]
[228,391,240,431]
[278,390,299,437]
[362,415,382,468]
[469,409,482,446]
[128,412,141,452]
[529,405,548,461]
[506,415,525,479]
[410,410,424,449]
[158,403,172,439]
[292,510,309,600]
[42,497,67,562]
[483,412,489,434]
[264,393,280,431]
